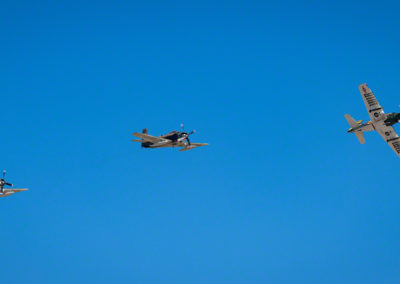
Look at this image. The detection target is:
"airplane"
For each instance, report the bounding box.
[132,124,208,151]
[345,83,400,158]
[0,171,28,198]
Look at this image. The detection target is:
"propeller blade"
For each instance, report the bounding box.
[2,170,5,178]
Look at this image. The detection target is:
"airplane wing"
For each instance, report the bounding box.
[3,188,29,193]
[359,83,385,122]
[178,143,208,151]
[189,143,208,147]
[132,132,163,143]
[374,122,400,157]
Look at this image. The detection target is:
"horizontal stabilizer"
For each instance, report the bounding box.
[345,114,359,128]
[355,132,366,144]
[132,132,161,143]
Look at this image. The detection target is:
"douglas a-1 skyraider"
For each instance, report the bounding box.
[345,83,400,158]
[0,170,28,198]
[132,124,208,151]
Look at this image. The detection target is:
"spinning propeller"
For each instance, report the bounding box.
[181,124,196,146]
[1,170,13,186]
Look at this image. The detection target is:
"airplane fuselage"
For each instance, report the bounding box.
[347,121,374,133]
[142,131,189,148]
[348,112,400,134]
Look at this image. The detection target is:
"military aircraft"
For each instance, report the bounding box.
[345,83,400,158]
[0,170,28,198]
[132,124,208,151]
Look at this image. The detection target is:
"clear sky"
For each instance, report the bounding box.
[1,0,400,283]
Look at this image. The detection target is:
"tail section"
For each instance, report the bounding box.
[131,129,151,147]
[345,114,366,144]
[141,129,148,147]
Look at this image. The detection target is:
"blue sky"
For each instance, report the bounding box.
[1,0,400,283]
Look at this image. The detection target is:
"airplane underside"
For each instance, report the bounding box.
[133,127,208,151]
[345,84,400,157]
[142,141,180,148]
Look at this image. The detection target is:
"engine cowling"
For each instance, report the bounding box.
[384,113,400,126]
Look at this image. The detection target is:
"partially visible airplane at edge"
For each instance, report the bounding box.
[345,83,400,158]
[0,170,28,198]
[132,124,208,151]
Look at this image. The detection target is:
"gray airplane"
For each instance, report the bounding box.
[0,171,28,198]
[132,124,208,151]
[345,83,400,158]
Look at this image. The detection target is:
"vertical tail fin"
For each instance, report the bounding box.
[141,128,148,147]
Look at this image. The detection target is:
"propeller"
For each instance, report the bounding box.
[180,124,196,145]
[185,130,196,145]
[1,170,13,187]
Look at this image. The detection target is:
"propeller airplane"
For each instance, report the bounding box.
[0,170,29,198]
[345,83,400,158]
[132,124,208,151]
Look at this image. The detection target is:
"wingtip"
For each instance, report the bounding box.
[358,83,369,92]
